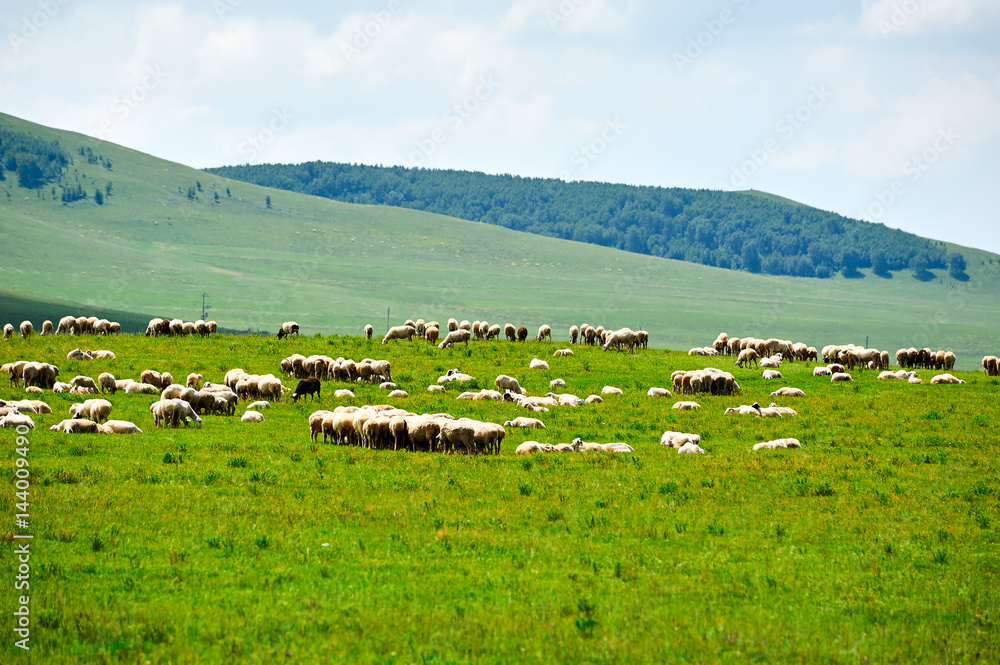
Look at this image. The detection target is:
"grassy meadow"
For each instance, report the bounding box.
[1,331,998,664]
[3,112,1000,367]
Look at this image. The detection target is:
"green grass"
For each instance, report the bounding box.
[1,333,998,663]
[2,112,1000,368]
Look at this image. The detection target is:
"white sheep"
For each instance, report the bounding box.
[382,325,416,345]
[494,374,525,395]
[553,349,574,357]
[752,438,802,451]
[0,413,35,430]
[334,389,355,398]
[387,390,408,398]
[660,431,701,448]
[537,324,552,342]
[101,420,143,434]
[761,369,782,380]
[831,372,853,382]
[672,401,700,410]
[246,401,270,410]
[677,442,706,454]
[601,386,623,396]
[98,372,117,394]
[364,324,374,339]
[20,321,33,339]
[241,411,265,423]
[930,373,965,385]
[515,440,555,454]
[529,358,550,370]
[186,373,203,389]
[647,387,672,397]
[67,348,93,361]
[770,386,805,397]
[503,417,545,429]
[437,329,471,349]
[812,366,832,377]
[584,395,603,404]
[3,323,14,341]
[427,385,445,393]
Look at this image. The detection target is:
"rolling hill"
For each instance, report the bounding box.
[1,111,999,368]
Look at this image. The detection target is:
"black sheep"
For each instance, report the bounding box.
[292,377,321,402]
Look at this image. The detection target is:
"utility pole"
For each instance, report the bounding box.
[201,293,210,321]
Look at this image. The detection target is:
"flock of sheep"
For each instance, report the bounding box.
[369,318,648,353]
[2,316,991,458]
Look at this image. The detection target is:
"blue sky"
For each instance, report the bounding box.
[3,0,998,253]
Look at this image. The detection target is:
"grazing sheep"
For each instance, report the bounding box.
[549,378,566,388]
[672,401,700,410]
[827,363,845,374]
[494,374,525,395]
[186,373,203,389]
[761,369,782,380]
[504,323,516,342]
[241,411,265,423]
[70,375,99,392]
[647,387,672,397]
[246,401,270,410]
[602,328,637,353]
[503,417,545,429]
[277,321,300,339]
[447,318,459,332]
[752,438,802,451]
[379,382,398,391]
[140,370,163,389]
[517,327,528,342]
[3,323,13,341]
[382,325,416,345]
[20,321,33,340]
[40,320,53,335]
[529,358,550,370]
[770,386,805,397]
[982,355,999,376]
[553,349,574,357]
[601,386,623,396]
[67,348,93,361]
[292,377,321,402]
[69,398,112,423]
[569,325,579,344]
[830,372,853,382]
[98,372,117,394]
[930,373,965,385]
[437,329,471,349]
[736,348,759,369]
[364,324,374,339]
[537,325,552,342]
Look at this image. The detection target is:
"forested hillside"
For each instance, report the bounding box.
[205,162,966,281]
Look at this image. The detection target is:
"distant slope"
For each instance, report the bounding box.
[0,288,154,334]
[2,112,999,368]
[204,161,962,280]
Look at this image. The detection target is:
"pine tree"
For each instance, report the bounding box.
[95,189,104,205]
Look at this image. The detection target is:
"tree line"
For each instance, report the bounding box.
[206,162,966,280]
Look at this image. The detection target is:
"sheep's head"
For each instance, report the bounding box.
[571,437,583,452]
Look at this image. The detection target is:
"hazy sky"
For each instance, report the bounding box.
[3,0,998,253]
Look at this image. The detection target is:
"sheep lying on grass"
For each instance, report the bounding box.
[752,438,802,451]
